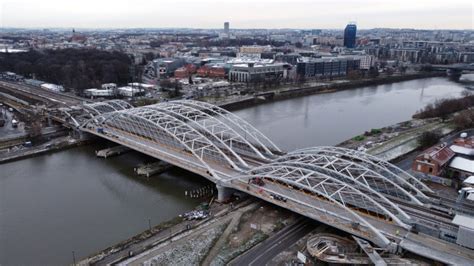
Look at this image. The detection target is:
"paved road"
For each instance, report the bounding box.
[230,217,315,266]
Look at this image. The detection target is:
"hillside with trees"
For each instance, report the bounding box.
[0,49,132,90]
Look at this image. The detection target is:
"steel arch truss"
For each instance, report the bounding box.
[237,163,400,247]
[145,102,273,162]
[173,100,281,155]
[274,151,423,205]
[83,100,133,116]
[81,100,284,179]
[297,146,432,194]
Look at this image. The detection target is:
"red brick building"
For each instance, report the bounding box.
[174,67,189,78]
[208,67,226,78]
[174,64,198,79]
[412,144,455,176]
[196,66,226,78]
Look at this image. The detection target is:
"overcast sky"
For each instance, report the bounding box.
[0,0,473,30]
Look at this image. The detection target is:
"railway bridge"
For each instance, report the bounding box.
[78,100,473,263]
[431,63,474,80]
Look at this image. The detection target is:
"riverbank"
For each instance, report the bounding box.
[336,117,456,161]
[0,135,91,164]
[218,72,444,111]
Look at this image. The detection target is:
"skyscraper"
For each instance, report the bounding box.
[343,23,357,48]
[224,22,230,34]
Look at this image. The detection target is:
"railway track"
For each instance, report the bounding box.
[0,81,91,106]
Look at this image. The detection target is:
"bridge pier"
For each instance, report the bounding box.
[216,184,235,202]
[446,69,462,81]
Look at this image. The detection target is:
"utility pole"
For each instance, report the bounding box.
[148,218,152,231]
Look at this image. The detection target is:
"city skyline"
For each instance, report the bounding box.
[0,0,473,30]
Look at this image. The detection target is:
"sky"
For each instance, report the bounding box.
[0,0,473,30]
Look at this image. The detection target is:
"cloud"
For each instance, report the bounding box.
[0,0,472,29]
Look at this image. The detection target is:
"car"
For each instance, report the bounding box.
[270,193,287,202]
[8,107,13,112]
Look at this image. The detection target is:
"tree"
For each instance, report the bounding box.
[453,110,474,130]
[0,49,132,92]
[368,66,379,78]
[418,131,441,148]
[159,79,173,88]
[24,112,43,141]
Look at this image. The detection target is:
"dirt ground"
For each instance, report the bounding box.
[210,203,297,265]
[228,203,293,248]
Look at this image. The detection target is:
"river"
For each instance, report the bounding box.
[234,77,471,150]
[0,76,471,265]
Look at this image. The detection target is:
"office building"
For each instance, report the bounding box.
[224,22,230,34]
[344,23,357,48]
[229,62,284,83]
[296,57,360,78]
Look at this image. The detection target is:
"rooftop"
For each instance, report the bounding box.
[452,213,474,229]
[450,145,474,156]
[419,144,455,166]
[449,156,474,173]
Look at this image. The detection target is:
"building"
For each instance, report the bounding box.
[117,86,144,97]
[389,48,421,63]
[84,88,114,98]
[452,214,474,249]
[174,64,197,79]
[344,23,357,48]
[196,65,226,79]
[275,53,301,66]
[151,58,186,78]
[238,45,272,59]
[296,57,360,78]
[101,83,117,91]
[412,144,455,176]
[229,62,284,83]
[224,22,230,34]
[356,55,375,70]
[40,83,65,92]
[448,157,474,181]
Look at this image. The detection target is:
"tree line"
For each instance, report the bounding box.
[413,92,474,120]
[0,49,132,90]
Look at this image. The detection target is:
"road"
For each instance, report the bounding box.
[230,217,315,266]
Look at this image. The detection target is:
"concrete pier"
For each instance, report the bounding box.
[216,184,234,202]
[134,161,173,177]
[96,145,130,158]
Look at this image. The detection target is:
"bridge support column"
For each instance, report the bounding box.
[216,184,234,202]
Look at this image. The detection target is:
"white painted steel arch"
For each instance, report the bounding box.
[153,101,271,160]
[141,104,250,168]
[294,147,430,201]
[240,164,394,247]
[298,146,432,193]
[275,152,423,205]
[83,100,133,116]
[270,161,412,222]
[175,100,281,155]
[81,107,244,177]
